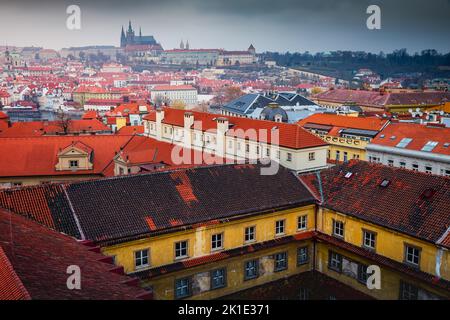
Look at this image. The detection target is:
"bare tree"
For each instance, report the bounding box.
[56,108,71,134]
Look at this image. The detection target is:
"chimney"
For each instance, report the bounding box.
[184,112,194,129]
[155,108,164,141]
[216,117,229,134]
[215,117,229,158]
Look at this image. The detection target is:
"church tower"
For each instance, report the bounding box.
[180,40,185,49]
[126,20,135,46]
[185,40,190,50]
[120,26,126,47]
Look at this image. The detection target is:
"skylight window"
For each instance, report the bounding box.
[379,134,385,138]
[396,138,412,148]
[344,172,353,179]
[444,143,450,148]
[380,179,390,188]
[421,141,438,152]
[390,135,396,140]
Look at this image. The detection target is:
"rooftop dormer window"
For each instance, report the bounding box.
[421,141,438,152]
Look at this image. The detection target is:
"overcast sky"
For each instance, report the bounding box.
[0,0,449,53]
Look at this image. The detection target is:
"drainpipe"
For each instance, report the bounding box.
[435,248,443,278]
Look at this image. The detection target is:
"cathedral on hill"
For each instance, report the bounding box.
[120,21,158,47]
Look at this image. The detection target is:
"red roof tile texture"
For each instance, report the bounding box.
[371,122,450,155]
[0,119,111,137]
[314,89,450,108]
[300,160,450,247]
[0,208,149,299]
[0,135,132,177]
[297,113,388,131]
[0,247,31,300]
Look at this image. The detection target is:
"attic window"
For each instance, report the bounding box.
[390,136,396,140]
[379,134,385,138]
[380,179,390,188]
[443,143,449,148]
[396,138,412,148]
[421,141,438,152]
[344,172,353,179]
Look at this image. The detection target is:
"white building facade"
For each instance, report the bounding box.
[143,108,329,172]
[367,144,450,177]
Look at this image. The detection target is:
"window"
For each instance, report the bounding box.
[297,215,307,230]
[274,252,288,271]
[329,251,342,272]
[286,152,292,162]
[211,268,226,289]
[388,159,394,167]
[256,145,260,155]
[405,244,420,267]
[69,160,79,168]
[399,161,406,168]
[244,226,256,243]
[335,150,340,161]
[175,240,188,259]
[135,249,149,269]
[396,138,412,148]
[333,220,344,238]
[399,281,418,300]
[412,163,419,171]
[266,148,270,157]
[211,233,223,251]
[353,154,360,159]
[343,152,348,162]
[12,182,23,187]
[421,141,438,152]
[275,219,285,236]
[363,230,376,250]
[297,246,309,265]
[425,166,433,174]
[245,143,250,153]
[358,264,369,285]
[308,152,315,161]
[244,259,259,280]
[175,278,191,299]
[276,150,281,160]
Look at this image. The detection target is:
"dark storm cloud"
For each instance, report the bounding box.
[0,0,449,52]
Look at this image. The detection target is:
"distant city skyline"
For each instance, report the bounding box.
[0,0,449,53]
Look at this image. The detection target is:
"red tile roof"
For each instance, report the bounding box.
[314,89,450,108]
[0,119,111,137]
[370,122,450,155]
[0,208,149,299]
[116,125,144,135]
[298,114,388,132]
[144,108,328,149]
[0,164,316,244]
[300,160,450,247]
[0,246,30,300]
[152,85,196,91]
[0,135,132,177]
